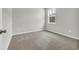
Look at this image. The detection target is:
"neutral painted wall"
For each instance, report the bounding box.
[13,8,45,35]
[2,8,12,49]
[45,8,79,39]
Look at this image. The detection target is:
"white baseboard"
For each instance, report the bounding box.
[13,28,43,36]
[6,34,12,50]
[46,30,79,40]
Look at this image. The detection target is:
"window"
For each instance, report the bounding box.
[48,8,56,24]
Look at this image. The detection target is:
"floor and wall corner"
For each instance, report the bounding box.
[0,8,79,50]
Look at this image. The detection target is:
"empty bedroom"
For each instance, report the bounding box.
[0,8,79,50]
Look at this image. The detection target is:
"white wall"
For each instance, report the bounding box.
[13,8,45,35]
[2,8,12,49]
[45,8,79,39]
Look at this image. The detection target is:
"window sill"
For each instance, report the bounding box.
[48,22,56,25]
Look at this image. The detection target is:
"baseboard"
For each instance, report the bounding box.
[6,34,12,50]
[13,28,43,36]
[46,30,79,40]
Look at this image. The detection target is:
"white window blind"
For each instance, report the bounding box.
[48,8,56,16]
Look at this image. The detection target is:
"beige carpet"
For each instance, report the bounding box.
[8,31,79,50]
